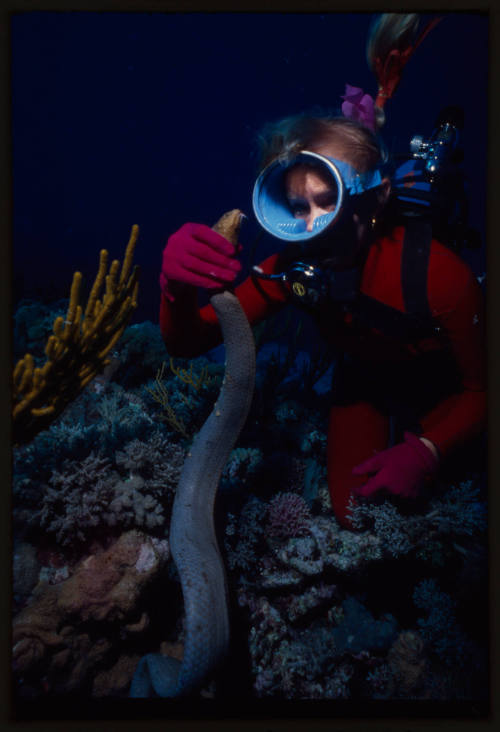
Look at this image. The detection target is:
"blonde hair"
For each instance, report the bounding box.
[257,112,386,173]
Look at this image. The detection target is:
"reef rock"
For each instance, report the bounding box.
[269,515,383,576]
[387,630,428,695]
[332,597,399,656]
[92,654,144,697]
[12,530,169,696]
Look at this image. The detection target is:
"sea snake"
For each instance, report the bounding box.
[130,210,256,697]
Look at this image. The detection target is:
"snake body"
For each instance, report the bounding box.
[130,210,256,697]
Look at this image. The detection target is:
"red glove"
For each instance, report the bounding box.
[352,432,438,499]
[159,223,242,301]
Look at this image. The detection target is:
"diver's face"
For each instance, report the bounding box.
[284,144,388,266]
[284,166,337,233]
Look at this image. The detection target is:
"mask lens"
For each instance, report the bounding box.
[253,151,344,242]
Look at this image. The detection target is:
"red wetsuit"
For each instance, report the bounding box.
[159,225,486,526]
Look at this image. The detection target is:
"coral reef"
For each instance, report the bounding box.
[13,543,41,606]
[145,357,224,439]
[331,597,398,655]
[224,496,268,574]
[348,478,487,564]
[13,299,68,365]
[12,384,163,544]
[267,514,383,576]
[387,630,428,696]
[222,432,487,701]
[36,433,185,548]
[111,320,169,387]
[222,446,263,489]
[11,297,488,704]
[237,588,397,699]
[412,578,471,666]
[39,452,117,545]
[266,492,312,540]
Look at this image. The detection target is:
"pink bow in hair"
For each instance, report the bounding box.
[341,84,376,132]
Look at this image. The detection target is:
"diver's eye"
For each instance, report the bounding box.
[288,200,309,218]
[319,192,337,211]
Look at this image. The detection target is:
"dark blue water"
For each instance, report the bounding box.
[11,12,488,324]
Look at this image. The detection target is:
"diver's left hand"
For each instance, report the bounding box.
[352,432,439,499]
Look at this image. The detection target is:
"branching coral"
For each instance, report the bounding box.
[238,588,397,700]
[267,515,383,577]
[111,320,170,387]
[38,432,185,547]
[39,453,118,545]
[13,226,140,445]
[114,431,185,490]
[94,385,156,449]
[223,464,487,700]
[266,492,312,540]
[412,578,470,666]
[169,356,218,392]
[224,496,267,573]
[222,447,263,488]
[13,299,68,365]
[425,480,487,536]
[145,361,190,438]
[347,478,487,563]
[217,391,486,701]
[145,356,223,439]
[13,383,159,517]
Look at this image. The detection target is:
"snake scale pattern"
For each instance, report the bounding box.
[130,210,256,697]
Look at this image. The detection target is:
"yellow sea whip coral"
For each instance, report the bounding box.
[13,226,140,445]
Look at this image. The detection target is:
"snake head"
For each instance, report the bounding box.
[212,209,246,247]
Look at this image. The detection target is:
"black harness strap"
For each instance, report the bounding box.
[401,219,433,320]
[342,220,436,342]
[354,293,433,341]
[279,221,438,342]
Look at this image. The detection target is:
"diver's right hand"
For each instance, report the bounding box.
[159,223,242,301]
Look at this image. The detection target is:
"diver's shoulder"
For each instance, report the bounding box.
[376,225,474,277]
[373,224,478,308]
[373,224,405,253]
[427,237,479,312]
[428,236,472,276]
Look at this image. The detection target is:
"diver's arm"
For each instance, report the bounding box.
[158,221,242,357]
[351,263,485,499]
[159,284,222,357]
[159,253,289,357]
[418,264,487,458]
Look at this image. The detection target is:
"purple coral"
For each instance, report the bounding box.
[266,492,312,539]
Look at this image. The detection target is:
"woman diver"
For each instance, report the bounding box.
[157,14,486,528]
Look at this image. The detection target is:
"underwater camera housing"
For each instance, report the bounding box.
[393,105,481,250]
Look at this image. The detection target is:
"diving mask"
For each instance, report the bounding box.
[252,150,382,242]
